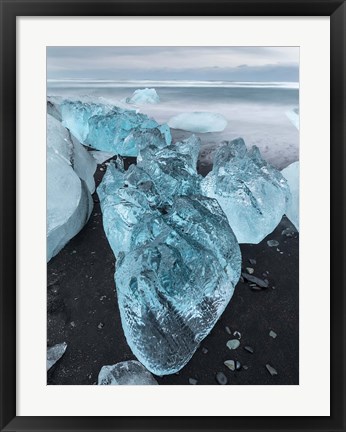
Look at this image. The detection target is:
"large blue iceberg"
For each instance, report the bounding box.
[60,100,171,156]
[201,138,290,244]
[97,135,241,375]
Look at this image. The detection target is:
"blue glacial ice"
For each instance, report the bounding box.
[127,88,160,105]
[97,135,241,375]
[98,360,158,385]
[60,100,171,156]
[47,342,67,370]
[47,115,95,261]
[281,161,299,230]
[168,112,228,133]
[201,138,290,244]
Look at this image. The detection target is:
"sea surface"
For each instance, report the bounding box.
[47,80,299,170]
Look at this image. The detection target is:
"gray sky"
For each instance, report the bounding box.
[47,46,299,82]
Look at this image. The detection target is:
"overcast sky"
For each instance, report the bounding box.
[47,46,299,82]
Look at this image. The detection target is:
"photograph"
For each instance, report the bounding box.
[46,46,299,386]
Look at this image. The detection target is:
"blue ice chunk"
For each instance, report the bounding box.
[97,133,241,375]
[281,161,299,230]
[98,361,158,385]
[127,88,160,105]
[115,195,241,375]
[61,100,172,156]
[201,138,290,244]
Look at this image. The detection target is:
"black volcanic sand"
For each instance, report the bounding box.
[47,158,299,385]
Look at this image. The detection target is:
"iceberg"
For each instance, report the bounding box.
[168,112,227,133]
[47,342,67,370]
[281,161,299,230]
[47,115,95,261]
[98,135,241,375]
[98,361,158,385]
[201,138,290,244]
[127,88,160,105]
[60,100,171,156]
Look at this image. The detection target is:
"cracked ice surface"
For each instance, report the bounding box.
[60,100,171,156]
[127,88,160,105]
[168,112,227,133]
[47,115,95,261]
[282,161,299,230]
[98,135,241,375]
[98,361,158,385]
[201,138,290,244]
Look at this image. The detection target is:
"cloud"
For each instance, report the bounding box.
[47,46,299,82]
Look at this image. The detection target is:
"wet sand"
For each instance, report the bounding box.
[47,159,299,385]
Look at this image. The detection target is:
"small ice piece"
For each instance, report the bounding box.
[201,138,290,244]
[168,112,227,133]
[98,360,158,385]
[226,339,240,350]
[269,330,277,339]
[286,107,300,130]
[47,342,67,370]
[127,88,160,105]
[267,240,279,247]
[266,363,278,376]
[90,151,116,165]
[281,161,299,230]
[47,115,94,261]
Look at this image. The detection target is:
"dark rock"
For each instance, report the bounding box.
[242,273,269,288]
[216,372,228,385]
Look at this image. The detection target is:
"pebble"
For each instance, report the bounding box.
[226,339,240,350]
[266,364,278,376]
[246,267,254,274]
[216,372,228,385]
[240,276,244,283]
[269,330,277,339]
[248,258,257,265]
[202,347,208,354]
[242,273,269,288]
[243,365,249,370]
[250,285,262,291]
[97,322,104,329]
[225,326,232,335]
[267,239,279,247]
[244,346,254,354]
[189,378,198,385]
[236,361,242,370]
[224,360,235,371]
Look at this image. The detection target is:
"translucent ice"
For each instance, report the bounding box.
[286,108,299,130]
[98,135,241,375]
[127,88,160,105]
[168,112,227,133]
[115,196,241,375]
[61,100,110,143]
[47,342,67,370]
[61,100,171,156]
[47,115,94,261]
[201,138,290,244]
[98,360,158,385]
[97,135,202,257]
[281,161,299,230]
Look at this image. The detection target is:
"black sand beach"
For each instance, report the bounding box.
[47,158,299,386]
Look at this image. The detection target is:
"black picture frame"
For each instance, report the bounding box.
[0,1,345,431]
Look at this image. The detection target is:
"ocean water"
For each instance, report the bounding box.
[47,81,299,170]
